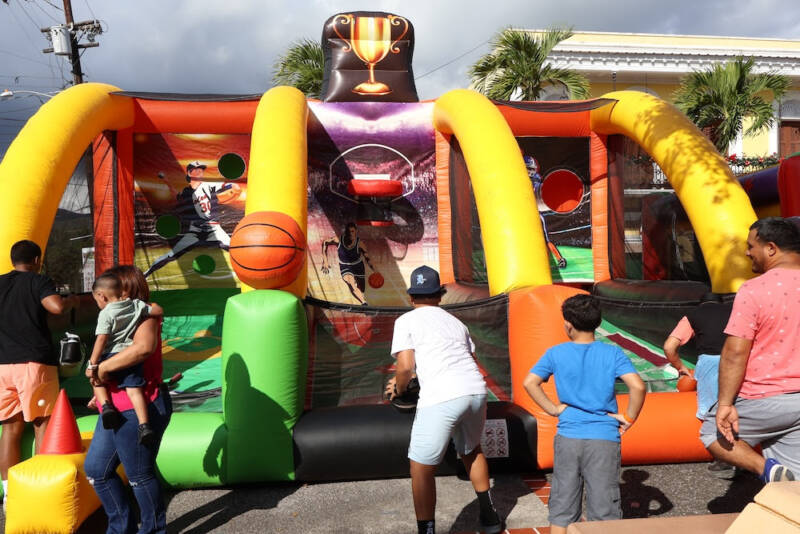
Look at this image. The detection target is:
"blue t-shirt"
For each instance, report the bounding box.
[530,341,637,442]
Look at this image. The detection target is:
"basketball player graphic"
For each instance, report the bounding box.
[321,222,375,306]
[144,160,241,278]
[524,155,567,269]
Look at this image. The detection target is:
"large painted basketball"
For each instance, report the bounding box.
[230,211,306,289]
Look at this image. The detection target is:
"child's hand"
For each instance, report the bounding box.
[87,396,97,409]
[85,364,96,379]
[552,403,567,417]
[609,412,634,435]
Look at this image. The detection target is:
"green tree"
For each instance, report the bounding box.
[673,57,789,154]
[468,27,590,101]
[272,38,325,98]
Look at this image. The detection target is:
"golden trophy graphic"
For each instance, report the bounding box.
[333,14,409,95]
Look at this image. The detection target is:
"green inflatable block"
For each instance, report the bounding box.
[155,412,227,488]
[222,290,308,482]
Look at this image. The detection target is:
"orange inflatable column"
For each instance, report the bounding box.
[508,285,585,469]
[509,286,710,467]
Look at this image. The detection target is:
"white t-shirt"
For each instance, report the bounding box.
[391,306,486,408]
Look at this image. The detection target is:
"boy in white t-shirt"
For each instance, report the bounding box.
[386,266,503,534]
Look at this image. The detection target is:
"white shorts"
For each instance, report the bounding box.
[408,394,487,465]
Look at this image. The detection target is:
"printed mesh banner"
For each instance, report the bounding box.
[306,296,510,409]
[306,101,437,307]
[451,136,592,284]
[133,133,249,290]
[132,103,437,307]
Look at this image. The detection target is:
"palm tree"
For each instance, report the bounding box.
[272,38,325,98]
[673,57,789,154]
[468,27,590,101]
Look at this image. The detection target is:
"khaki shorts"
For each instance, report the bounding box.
[0,362,59,422]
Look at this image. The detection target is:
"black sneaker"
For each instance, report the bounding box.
[479,509,504,534]
[138,423,156,446]
[101,402,121,429]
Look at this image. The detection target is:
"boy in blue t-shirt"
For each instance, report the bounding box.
[524,294,646,534]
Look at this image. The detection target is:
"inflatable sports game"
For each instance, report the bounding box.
[1,10,797,531]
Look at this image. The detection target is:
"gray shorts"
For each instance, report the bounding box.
[549,434,621,527]
[700,392,800,474]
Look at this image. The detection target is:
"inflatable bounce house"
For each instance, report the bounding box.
[2,10,800,531]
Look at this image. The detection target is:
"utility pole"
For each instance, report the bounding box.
[39,0,102,86]
[61,0,82,84]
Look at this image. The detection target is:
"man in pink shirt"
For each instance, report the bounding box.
[700,217,800,482]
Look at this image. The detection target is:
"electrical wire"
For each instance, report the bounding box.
[37,0,63,12]
[29,0,61,23]
[83,0,96,20]
[414,38,490,80]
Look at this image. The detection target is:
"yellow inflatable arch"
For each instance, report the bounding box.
[0,83,134,273]
[592,91,757,293]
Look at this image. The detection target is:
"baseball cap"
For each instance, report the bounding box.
[186,160,207,171]
[407,265,443,296]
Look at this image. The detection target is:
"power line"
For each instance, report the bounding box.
[0,74,63,79]
[83,0,95,20]
[38,0,64,11]
[0,49,55,67]
[414,38,490,81]
[30,0,61,23]
[14,0,45,33]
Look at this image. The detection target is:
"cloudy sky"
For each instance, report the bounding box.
[1,0,799,156]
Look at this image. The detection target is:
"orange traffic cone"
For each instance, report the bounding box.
[39,389,82,454]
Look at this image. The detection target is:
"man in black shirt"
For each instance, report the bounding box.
[664,292,733,477]
[0,240,78,505]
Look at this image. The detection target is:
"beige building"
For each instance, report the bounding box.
[531,31,800,158]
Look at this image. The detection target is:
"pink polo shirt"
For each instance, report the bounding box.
[725,268,800,399]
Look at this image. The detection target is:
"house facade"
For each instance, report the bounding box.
[530,30,800,158]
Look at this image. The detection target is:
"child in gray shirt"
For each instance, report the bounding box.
[87,273,160,445]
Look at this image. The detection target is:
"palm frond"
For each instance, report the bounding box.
[272,38,325,98]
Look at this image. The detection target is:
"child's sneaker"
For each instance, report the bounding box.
[479,508,504,534]
[138,423,156,446]
[760,457,796,483]
[101,402,121,429]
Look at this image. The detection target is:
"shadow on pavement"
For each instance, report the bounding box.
[449,474,533,533]
[620,469,673,518]
[706,470,762,514]
[165,484,300,533]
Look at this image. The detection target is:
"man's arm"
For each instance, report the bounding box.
[663,336,691,376]
[394,349,415,395]
[95,317,160,384]
[718,335,751,405]
[41,294,78,315]
[523,373,566,417]
[716,335,752,442]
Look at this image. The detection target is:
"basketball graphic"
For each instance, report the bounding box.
[230,211,306,289]
[368,272,384,289]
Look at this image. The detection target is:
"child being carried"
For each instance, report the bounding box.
[87,273,162,445]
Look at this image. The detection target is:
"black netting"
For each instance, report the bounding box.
[304,294,510,408]
[607,135,710,284]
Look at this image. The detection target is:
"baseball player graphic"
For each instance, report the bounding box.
[143,160,240,278]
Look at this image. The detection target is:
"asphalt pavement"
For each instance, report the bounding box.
[0,461,762,533]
